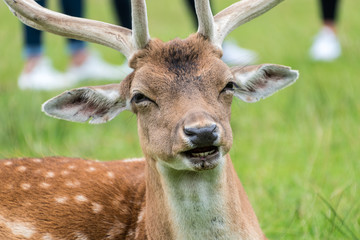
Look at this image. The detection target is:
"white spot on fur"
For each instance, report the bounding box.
[122,158,144,163]
[65,180,81,188]
[68,165,76,170]
[61,170,70,176]
[106,171,115,178]
[137,207,145,224]
[91,202,103,214]
[45,171,55,178]
[127,230,135,238]
[17,166,27,172]
[74,232,89,240]
[55,196,68,204]
[40,182,51,189]
[42,233,53,240]
[32,158,42,163]
[106,220,126,239]
[135,207,145,238]
[21,183,31,190]
[0,215,36,239]
[86,167,96,172]
[75,195,88,203]
[4,161,13,166]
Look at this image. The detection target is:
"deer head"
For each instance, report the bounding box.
[4,0,297,172]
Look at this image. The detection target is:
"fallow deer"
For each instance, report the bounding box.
[1,0,298,239]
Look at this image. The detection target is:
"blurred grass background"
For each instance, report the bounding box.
[0,0,359,239]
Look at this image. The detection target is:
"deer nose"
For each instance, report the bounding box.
[183,124,218,147]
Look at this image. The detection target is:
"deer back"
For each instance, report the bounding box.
[0,157,146,239]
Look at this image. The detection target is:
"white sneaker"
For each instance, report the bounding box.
[67,52,133,82]
[310,27,341,61]
[222,40,258,66]
[18,57,72,91]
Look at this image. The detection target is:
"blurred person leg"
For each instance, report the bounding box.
[112,0,132,29]
[310,0,341,61]
[18,0,72,90]
[184,0,199,27]
[184,0,257,65]
[63,0,131,82]
[108,0,133,76]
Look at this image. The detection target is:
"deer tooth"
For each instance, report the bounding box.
[189,149,217,158]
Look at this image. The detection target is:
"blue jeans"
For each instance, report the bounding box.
[23,0,86,58]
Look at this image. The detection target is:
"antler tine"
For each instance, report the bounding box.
[3,0,135,59]
[131,0,151,50]
[195,0,215,45]
[213,0,284,48]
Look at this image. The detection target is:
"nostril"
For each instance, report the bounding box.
[209,124,217,133]
[184,127,196,136]
[183,124,219,147]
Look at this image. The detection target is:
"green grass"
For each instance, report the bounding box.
[0,0,359,239]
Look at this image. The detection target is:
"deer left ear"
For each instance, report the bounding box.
[42,84,129,124]
[231,64,299,103]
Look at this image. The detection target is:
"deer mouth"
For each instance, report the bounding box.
[182,146,220,170]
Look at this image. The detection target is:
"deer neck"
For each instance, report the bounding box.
[144,154,262,240]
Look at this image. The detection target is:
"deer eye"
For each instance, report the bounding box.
[221,82,237,93]
[131,93,151,104]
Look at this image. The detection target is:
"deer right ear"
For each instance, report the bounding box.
[42,84,129,124]
[231,64,299,103]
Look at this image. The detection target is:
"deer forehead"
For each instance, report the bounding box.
[129,37,232,102]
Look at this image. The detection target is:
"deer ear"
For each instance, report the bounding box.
[231,64,299,103]
[42,84,129,124]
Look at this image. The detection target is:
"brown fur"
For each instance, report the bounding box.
[0,157,145,239]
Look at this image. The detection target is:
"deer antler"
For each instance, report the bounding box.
[195,0,215,42]
[131,0,151,50]
[195,0,284,49]
[3,0,150,59]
